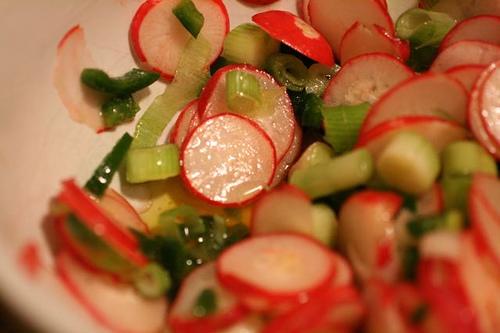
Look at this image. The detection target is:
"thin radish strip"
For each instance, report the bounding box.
[440,15,500,51]
[445,64,487,91]
[431,40,500,72]
[99,188,148,233]
[297,0,311,23]
[169,99,200,146]
[478,61,500,147]
[270,125,302,187]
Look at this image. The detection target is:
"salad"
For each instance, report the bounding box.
[48,0,500,332]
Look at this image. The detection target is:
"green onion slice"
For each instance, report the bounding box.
[265,53,308,92]
[226,70,262,114]
[133,263,171,298]
[126,144,180,184]
[192,288,217,318]
[173,0,204,38]
[81,68,160,95]
[101,95,140,128]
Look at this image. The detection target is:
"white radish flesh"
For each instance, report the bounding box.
[445,64,486,91]
[431,40,500,72]
[478,61,500,147]
[440,15,500,51]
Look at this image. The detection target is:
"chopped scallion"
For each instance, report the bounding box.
[226,70,262,114]
[101,95,140,128]
[81,68,160,95]
[126,144,180,183]
[305,64,339,96]
[192,288,217,318]
[173,0,204,38]
[265,53,308,91]
[133,263,171,298]
[442,141,497,178]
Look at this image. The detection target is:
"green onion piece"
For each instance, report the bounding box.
[133,263,171,298]
[406,210,464,238]
[290,142,335,174]
[156,205,205,237]
[192,288,217,318]
[442,141,497,178]
[301,93,324,128]
[84,133,133,197]
[311,204,337,246]
[222,23,280,68]
[126,144,180,183]
[305,64,339,96]
[101,95,140,128]
[419,0,439,9]
[322,103,370,154]
[173,0,204,38]
[402,246,420,281]
[442,175,471,213]
[81,68,160,95]
[265,53,308,92]
[210,57,233,75]
[226,70,262,114]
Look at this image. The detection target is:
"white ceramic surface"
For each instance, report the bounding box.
[0,1,296,332]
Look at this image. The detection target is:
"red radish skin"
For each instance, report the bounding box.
[445,64,487,91]
[308,0,394,54]
[53,25,106,132]
[169,99,200,146]
[240,0,279,4]
[169,263,247,333]
[359,73,469,133]
[431,40,500,72]
[17,242,42,279]
[356,116,469,157]
[297,0,311,23]
[181,113,276,207]
[99,188,148,233]
[322,52,413,106]
[56,252,167,333]
[270,124,302,187]
[338,23,410,65]
[130,0,229,80]
[197,64,296,163]
[440,15,500,52]
[478,61,500,147]
[252,10,334,66]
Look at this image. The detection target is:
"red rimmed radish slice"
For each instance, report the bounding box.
[251,184,313,235]
[99,188,148,233]
[430,40,500,72]
[308,0,394,54]
[181,113,276,207]
[216,233,335,309]
[339,23,409,65]
[168,263,247,333]
[478,61,500,147]
[360,73,468,133]
[221,316,263,333]
[270,124,302,187]
[445,64,487,91]
[53,25,105,132]
[169,99,200,146]
[323,53,413,106]
[440,15,500,52]
[58,179,148,267]
[130,0,229,79]
[297,0,311,23]
[356,116,469,157]
[198,64,295,163]
[56,252,167,333]
[252,10,334,66]
[240,0,279,4]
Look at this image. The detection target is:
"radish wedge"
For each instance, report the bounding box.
[360,73,468,133]
[322,53,413,106]
[252,10,334,66]
[53,25,105,132]
[445,64,487,91]
[130,0,229,79]
[430,40,500,72]
[251,184,313,236]
[56,252,167,333]
[440,15,500,52]
[338,23,409,65]
[308,0,394,54]
[198,64,295,162]
[216,233,335,308]
[181,113,276,207]
[357,116,469,157]
[478,61,500,147]
[270,125,302,187]
[169,99,200,146]
[169,263,247,333]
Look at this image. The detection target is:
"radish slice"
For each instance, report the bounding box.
[308,0,394,54]
[430,40,500,72]
[252,10,334,66]
[322,53,414,106]
[360,73,468,133]
[56,252,167,333]
[99,188,148,233]
[251,184,313,235]
[221,317,263,333]
[297,0,311,23]
[198,64,295,163]
[181,113,276,207]
[169,99,200,146]
[130,0,229,79]
[440,15,500,52]
[168,263,247,333]
[356,116,469,157]
[445,64,487,91]
[478,61,500,147]
[338,23,409,65]
[53,25,105,132]
[216,233,335,309]
[270,125,302,187]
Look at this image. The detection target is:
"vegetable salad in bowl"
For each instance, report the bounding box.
[38,0,500,332]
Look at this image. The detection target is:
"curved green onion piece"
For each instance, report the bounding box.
[133,263,171,299]
[265,53,308,92]
[406,210,464,238]
[226,70,262,114]
[192,288,217,318]
[101,95,140,128]
[301,93,324,128]
[126,144,180,184]
[81,68,160,95]
[441,141,497,178]
[305,64,339,96]
[173,0,204,38]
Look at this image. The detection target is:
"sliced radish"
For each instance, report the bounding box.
[56,252,167,333]
[198,64,295,162]
[251,184,313,235]
[169,263,247,333]
[338,23,409,65]
[99,188,148,233]
[221,316,263,333]
[130,0,229,79]
[417,183,444,216]
[297,0,311,23]
[270,125,302,187]
[445,64,487,91]
[430,40,500,72]
[308,0,394,54]
[53,25,105,132]
[169,99,200,146]
[181,113,276,207]
[252,10,334,66]
[478,61,500,147]
[356,116,469,157]
[440,15,500,52]
[360,73,468,133]
[386,0,418,23]
[322,53,413,106]
[216,233,335,310]
[240,0,279,4]
[420,231,462,261]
